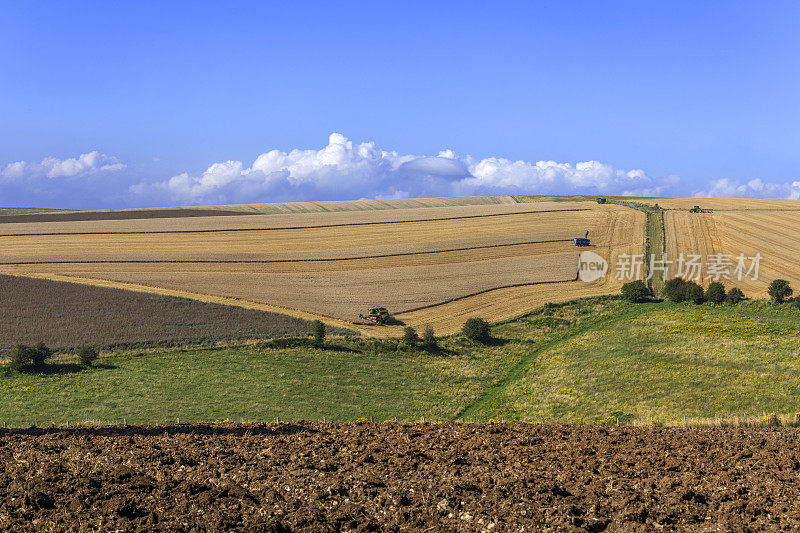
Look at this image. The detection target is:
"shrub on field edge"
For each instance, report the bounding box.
[9,343,53,371]
[705,281,727,304]
[462,318,491,343]
[725,287,745,305]
[79,347,99,367]
[768,279,793,304]
[403,326,419,347]
[621,280,650,303]
[421,325,437,350]
[311,320,326,347]
[684,281,705,304]
[663,277,687,302]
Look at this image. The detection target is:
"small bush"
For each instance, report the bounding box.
[705,281,726,304]
[31,342,52,367]
[768,279,793,304]
[402,327,419,347]
[663,277,688,302]
[725,287,745,305]
[9,345,33,371]
[78,347,99,367]
[8,343,52,371]
[621,280,650,303]
[421,325,437,350]
[684,281,705,304]
[311,320,326,346]
[462,318,491,343]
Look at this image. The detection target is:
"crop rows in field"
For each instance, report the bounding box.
[0,201,587,236]
[641,197,800,211]
[0,231,577,264]
[664,210,800,297]
[0,200,643,334]
[215,194,518,213]
[59,253,580,321]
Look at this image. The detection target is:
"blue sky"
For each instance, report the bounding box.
[1,1,799,208]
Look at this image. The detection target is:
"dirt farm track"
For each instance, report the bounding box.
[2,422,800,531]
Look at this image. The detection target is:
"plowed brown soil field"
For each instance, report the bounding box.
[0,200,643,334]
[3,422,800,531]
[664,210,800,297]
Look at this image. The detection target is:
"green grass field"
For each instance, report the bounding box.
[3,297,800,426]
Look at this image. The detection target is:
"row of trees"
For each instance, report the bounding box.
[662,278,744,305]
[622,277,800,306]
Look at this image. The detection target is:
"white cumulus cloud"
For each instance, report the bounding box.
[0,151,125,181]
[131,133,680,204]
[693,178,800,199]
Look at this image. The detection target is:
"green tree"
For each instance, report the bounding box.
[462,318,491,343]
[621,280,650,303]
[725,287,745,305]
[705,281,727,304]
[685,282,705,304]
[311,320,326,347]
[402,326,419,347]
[663,277,688,302]
[768,279,793,304]
[78,347,98,367]
[421,325,437,350]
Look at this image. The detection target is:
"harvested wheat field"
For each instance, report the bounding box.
[3,422,800,531]
[0,199,643,334]
[664,209,800,297]
[642,197,800,211]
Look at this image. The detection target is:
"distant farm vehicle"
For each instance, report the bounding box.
[574,230,591,246]
[360,307,390,325]
[689,205,713,213]
[596,198,607,204]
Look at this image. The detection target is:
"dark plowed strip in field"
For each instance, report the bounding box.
[2,422,799,531]
[0,208,253,223]
[0,275,351,350]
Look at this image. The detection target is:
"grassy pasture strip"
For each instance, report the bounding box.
[454,301,640,420]
[0,345,436,427]
[645,209,665,296]
[0,204,590,237]
[478,301,800,423]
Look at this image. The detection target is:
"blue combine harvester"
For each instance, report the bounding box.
[573,231,591,246]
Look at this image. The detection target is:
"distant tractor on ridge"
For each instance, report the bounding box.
[689,205,714,213]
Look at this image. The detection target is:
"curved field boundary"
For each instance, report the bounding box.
[0,233,581,265]
[394,274,580,315]
[0,205,591,237]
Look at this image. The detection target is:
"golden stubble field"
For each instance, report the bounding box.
[664,208,800,298]
[0,200,644,335]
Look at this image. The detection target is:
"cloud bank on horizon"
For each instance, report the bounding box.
[2,134,799,208]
